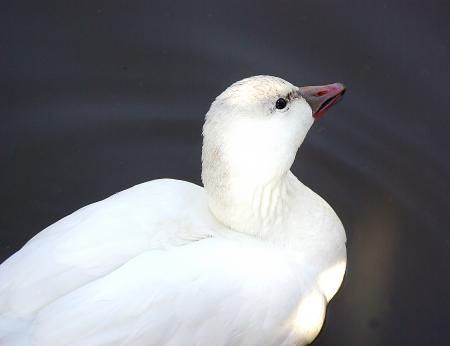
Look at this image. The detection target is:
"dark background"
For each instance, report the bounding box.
[1,1,449,345]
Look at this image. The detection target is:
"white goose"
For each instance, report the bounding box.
[0,76,347,346]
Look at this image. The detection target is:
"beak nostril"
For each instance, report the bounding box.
[317,90,328,97]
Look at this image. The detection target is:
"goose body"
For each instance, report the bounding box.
[0,76,347,345]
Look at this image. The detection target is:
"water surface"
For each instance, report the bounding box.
[1,1,449,345]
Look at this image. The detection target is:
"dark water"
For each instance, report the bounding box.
[1,1,449,345]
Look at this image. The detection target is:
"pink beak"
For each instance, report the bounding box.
[299,83,346,119]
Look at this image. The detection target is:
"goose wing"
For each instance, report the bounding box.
[29,238,324,346]
[0,179,215,317]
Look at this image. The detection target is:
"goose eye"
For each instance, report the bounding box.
[275,98,287,110]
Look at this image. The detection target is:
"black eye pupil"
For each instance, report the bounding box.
[275,98,287,110]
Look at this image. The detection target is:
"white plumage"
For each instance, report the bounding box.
[0,76,347,345]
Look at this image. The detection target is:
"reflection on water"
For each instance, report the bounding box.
[347,207,398,345]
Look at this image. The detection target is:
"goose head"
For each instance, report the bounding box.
[201,76,345,232]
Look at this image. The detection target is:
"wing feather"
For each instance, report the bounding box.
[30,238,322,346]
[0,179,215,317]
